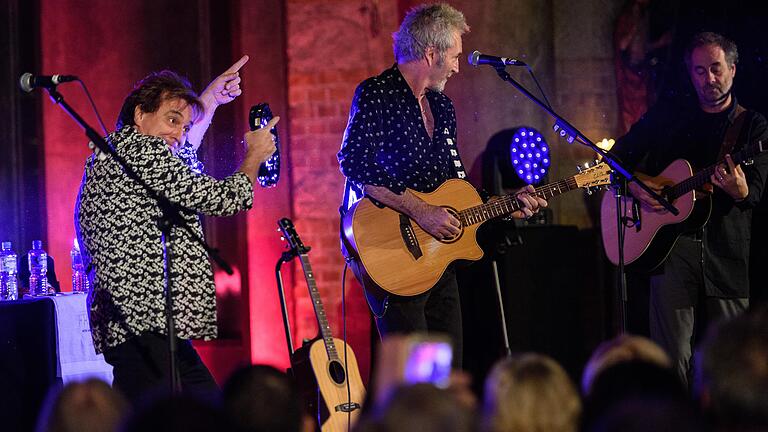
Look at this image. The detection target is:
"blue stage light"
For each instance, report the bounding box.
[509,127,550,185]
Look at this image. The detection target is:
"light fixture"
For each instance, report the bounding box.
[508,127,550,184]
[482,127,552,194]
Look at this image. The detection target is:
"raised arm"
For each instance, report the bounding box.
[187,55,250,151]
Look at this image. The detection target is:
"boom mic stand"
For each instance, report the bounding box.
[42,84,233,393]
[488,65,678,332]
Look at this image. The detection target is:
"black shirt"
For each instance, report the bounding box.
[337,64,466,209]
[611,97,768,297]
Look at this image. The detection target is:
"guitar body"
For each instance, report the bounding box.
[343,179,485,297]
[601,159,712,272]
[291,337,366,432]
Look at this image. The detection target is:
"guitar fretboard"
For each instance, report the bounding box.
[666,146,754,201]
[298,254,340,362]
[459,176,578,226]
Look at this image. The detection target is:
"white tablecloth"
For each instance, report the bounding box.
[49,293,113,385]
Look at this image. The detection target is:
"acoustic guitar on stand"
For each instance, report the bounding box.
[278,218,366,432]
[342,163,612,297]
[600,140,765,272]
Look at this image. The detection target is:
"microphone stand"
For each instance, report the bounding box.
[43,85,233,393]
[489,65,678,332]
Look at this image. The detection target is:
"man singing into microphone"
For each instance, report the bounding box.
[337,3,546,366]
[76,56,278,402]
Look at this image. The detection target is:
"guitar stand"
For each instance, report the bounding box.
[275,252,297,358]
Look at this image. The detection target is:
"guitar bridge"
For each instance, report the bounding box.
[399,214,423,260]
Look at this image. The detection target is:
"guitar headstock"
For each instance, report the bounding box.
[278,218,310,255]
[574,162,612,190]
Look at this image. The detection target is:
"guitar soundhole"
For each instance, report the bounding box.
[441,207,463,243]
[328,360,346,385]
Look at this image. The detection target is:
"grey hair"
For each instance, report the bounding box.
[393,3,470,64]
[684,32,739,67]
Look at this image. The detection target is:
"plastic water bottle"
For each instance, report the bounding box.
[71,239,89,294]
[28,240,49,296]
[0,242,19,301]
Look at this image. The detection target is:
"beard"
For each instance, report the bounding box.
[426,53,450,92]
[699,82,732,105]
[428,79,447,92]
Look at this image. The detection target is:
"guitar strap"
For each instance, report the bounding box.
[339,180,355,259]
[718,104,750,160]
[696,104,751,196]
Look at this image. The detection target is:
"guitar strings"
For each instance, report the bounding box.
[458,177,577,226]
[667,147,750,200]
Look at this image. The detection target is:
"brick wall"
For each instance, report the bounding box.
[285,0,400,381]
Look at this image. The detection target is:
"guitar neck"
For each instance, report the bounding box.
[297,254,340,362]
[459,176,578,226]
[666,146,752,200]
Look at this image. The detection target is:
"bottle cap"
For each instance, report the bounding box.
[32,240,42,249]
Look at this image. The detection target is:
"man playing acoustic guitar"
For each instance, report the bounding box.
[610,32,768,388]
[337,3,546,367]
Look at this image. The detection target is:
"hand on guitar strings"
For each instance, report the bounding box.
[413,202,462,241]
[511,184,548,219]
[710,154,749,201]
[628,175,667,212]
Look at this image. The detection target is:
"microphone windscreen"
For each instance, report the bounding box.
[468,51,481,66]
[19,73,34,93]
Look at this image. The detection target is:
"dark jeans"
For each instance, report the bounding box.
[361,266,463,368]
[649,236,748,389]
[103,332,219,404]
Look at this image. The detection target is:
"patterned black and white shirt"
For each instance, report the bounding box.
[337,64,466,209]
[75,126,253,353]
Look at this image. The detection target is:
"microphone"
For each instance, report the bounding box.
[468,51,527,67]
[19,72,78,92]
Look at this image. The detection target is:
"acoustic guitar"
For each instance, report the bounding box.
[342,163,611,296]
[600,140,766,272]
[278,218,366,432]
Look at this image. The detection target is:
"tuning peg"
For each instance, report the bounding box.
[576,165,583,173]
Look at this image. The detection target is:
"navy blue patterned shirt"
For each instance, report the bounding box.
[338,65,466,209]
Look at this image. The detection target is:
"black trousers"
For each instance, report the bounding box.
[103,332,219,404]
[649,236,748,389]
[357,264,463,368]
